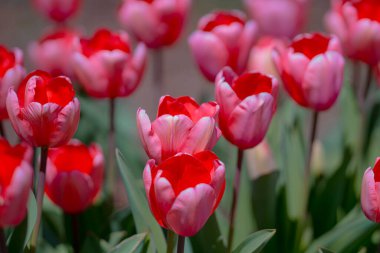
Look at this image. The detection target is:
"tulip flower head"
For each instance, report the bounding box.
[0,138,33,227]
[189,10,257,82]
[0,45,25,120]
[215,67,278,149]
[118,0,191,49]
[273,33,345,111]
[325,0,380,65]
[6,70,80,147]
[45,140,104,213]
[29,28,80,78]
[31,0,81,23]
[73,29,147,99]
[143,151,225,236]
[361,158,380,223]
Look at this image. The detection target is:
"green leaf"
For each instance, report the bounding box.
[7,191,37,253]
[80,233,106,253]
[116,150,166,253]
[232,229,276,253]
[109,233,147,253]
[318,248,334,253]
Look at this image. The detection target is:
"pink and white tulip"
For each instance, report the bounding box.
[361,158,380,223]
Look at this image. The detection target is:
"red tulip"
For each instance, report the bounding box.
[361,158,380,222]
[118,0,191,49]
[45,140,104,213]
[244,0,310,38]
[215,67,278,149]
[29,28,80,78]
[0,46,25,120]
[137,96,220,163]
[143,151,225,236]
[0,138,33,227]
[73,29,147,99]
[6,70,80,147]
[325,0,380,65]
[273,33,345,111]
[189,10,257,82]
[31,0,81,23]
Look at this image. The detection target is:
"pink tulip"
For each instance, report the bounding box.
[247,36,287,79]
[45,140,104,213]
[29,28,80,78]
[118,0,191,49]
[0,138,33,227]
[143,151,225,236]
[31,0,81,23]
[0,46,25,120]
[244,0,310,38]
[188,10,257,82]
[361,158,380,223]
[6,70,80,148]
[325,0,380,65]
[73,29,147,99]
[273,33,345,111]
[137,96,220,163]
[215,67,278,149]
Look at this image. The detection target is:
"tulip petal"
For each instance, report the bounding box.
[137,109,162,162]
[361,168,380,222]
[154,177,176,218]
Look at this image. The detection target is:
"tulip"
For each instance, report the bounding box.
[361,158,380,222]
[6,70,80,148]
[244,0,310,38]
[118,0,191,49]
[45,140,104,213]
[143,151,225,236]
[137,95,220,163]
[273,33,345,111]
[72,29,147,99]
[325,0,380,66]
[188,10,257,82]
[215,67,278,150]
[0,138,33,227]
[29,28,80,78]
[0,46,25,121]
[31,0,81,23]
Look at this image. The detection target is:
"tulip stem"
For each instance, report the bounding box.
[351,60,361,99]
[166,230,177,253]
[107,98,116,199]
[0,228,8,253]
[153,49,164,97]
[305,111,319,181]
[70,213,80,253]
[176,236,185,253]
[0,121,5,138]
[30,146,49,253]
[362,66,373,103]
[227,148,244,253]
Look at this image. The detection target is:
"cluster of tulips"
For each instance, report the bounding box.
[1,0,380,252]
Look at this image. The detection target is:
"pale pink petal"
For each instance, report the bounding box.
[237,20,258,73]
[361,168,380,222]
[153,177,175,218]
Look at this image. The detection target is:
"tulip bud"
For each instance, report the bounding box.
[72,29,147,99]
[245,141,276,180]
[31,0,81,23]
[45,140,104,213]
[189,10,257,82]
[0,138,33,227]
[6,70,80,147]
[215,67,278,150]
[118,0,191,49]
[137,96,220,163]
[361,158,380,222]
[273,33,345,111]
[143,151,225,236]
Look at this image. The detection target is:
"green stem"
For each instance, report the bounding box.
[362,66,373,103]
[176,236,185,253]
[107,98,116,199]
[70,213,80,253]
[0,121,5,138]
[166,230,176,253]
[30,146,49,253]
[0,228,8,253]
[305,111,319,181]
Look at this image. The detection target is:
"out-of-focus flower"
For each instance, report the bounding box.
[244,0,310,38]
[325,0,380,65]
[45,140,104,213]
[189,10,257,82]
[245,141,276,180]
[31,0,81,23]
[247,36,287,79]
[0,138,33,227]
[143,151,225,236]
[6,70,80,147]
[73,29,147,98]
[273,33,345,111]
[118,0,191,49]
[137,96,220,163]
[215,67,278,150]
[0,46,25,120]
[361,158,380,222]
[29,28,80,78]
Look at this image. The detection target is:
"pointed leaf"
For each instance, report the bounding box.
[109,233,147,253]
[319,248,334,253]
[232,229,276,253]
